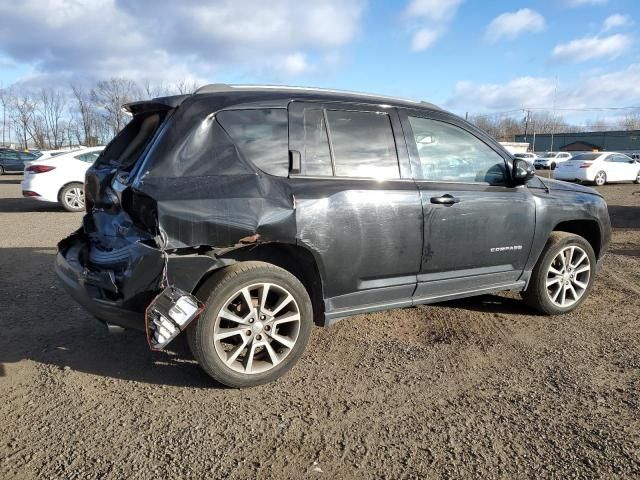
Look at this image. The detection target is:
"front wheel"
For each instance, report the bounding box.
[522,232,596,315]
[59,183,85,212]
[550,162,556,170]
[593,171,606,186]
[634,170,640,184]
[187,261,313,388]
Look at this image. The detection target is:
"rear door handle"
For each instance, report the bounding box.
[430,194,460,205]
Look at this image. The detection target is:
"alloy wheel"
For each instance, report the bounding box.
[545,245,591,308]
[213,282,301,374]
[594,171,606,186]
[64,187,84,209]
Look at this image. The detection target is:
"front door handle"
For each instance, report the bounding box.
[430,194,460,205]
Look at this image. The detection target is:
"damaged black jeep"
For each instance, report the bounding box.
[56,84,611,387]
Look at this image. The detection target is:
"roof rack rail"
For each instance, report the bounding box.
[192,84,434,108]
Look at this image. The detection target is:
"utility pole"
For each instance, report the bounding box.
[465,112,468,121]
[523,109,530,146]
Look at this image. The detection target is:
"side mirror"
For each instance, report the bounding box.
[512,158,535,183]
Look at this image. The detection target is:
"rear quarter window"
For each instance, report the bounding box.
[216,109,289,177]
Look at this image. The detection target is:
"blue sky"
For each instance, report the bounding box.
[1,0,639,123]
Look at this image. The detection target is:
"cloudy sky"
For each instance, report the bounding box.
[0,0,639,122]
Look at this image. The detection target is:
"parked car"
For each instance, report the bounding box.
[21,147,104,211]
[55,85,611,387]
[533,152,572,170]
[0,149,39,174]
[34,149,80,161]
[553,152,640,186]
[514,152,537,164]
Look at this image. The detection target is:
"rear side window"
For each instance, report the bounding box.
[216,109,289,177]
[303,109,333,176]
[75,152,101,163]
[408,116,506,184]
[326,110,399,178]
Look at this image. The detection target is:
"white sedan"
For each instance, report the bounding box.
[21,146,104,211]
[553,152,640,186]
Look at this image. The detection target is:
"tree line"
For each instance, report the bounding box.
[0,78,198,150]
[468,110,640,143]
[3,78,640,150]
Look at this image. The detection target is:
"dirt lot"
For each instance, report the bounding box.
[0,174,638,479]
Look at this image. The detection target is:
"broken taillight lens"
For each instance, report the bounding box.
[26,165,56,173]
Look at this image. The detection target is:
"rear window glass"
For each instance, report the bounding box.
[326,110,399,178]
[216,109,289,177]
[569,153,600,161]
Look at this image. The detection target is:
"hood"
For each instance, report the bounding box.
[539,177,601,196]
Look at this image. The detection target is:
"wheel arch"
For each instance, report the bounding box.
[552,219,602,258]
[192,243,326,326]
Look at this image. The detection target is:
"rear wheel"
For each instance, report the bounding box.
[59,183,84,212]
[0,166,4,176]
[187,261,313,388]
[550,162,556,170]
[594,171,606,186]
[522,232,596,315]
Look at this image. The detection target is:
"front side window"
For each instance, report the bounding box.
[408,116,506,184]
[326,110,399,178]
[216,108,289,177]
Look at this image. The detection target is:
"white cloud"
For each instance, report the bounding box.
[603,13,632,31]
[565,0,608,6]
[552,34,632,62]
[485,9,545,43]
[0,0,366,85]
[404,0,463,21]
[411,29,441,51]
[446,64,640,116]
[403,0,463,52]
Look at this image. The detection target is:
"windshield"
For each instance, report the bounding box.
[568,153,601,161]
[541,152,557,158]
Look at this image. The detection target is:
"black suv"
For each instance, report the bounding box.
[56,85,611,387]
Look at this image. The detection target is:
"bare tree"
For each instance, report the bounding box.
[90,78,140,138]
[11,95,36,149]
[173,79,199,95]
[617,113,640,131]
[71,84,100,146]
[39,88,66,148]
[0,85,12,147]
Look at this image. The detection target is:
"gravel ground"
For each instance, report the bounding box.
[0,173,639,479]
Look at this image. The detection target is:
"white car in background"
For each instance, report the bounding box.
[533,152,573,170]
[513,152,538,164]
[21,146,104,211]
[553,152,640,186]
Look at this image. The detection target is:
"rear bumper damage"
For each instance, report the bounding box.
[55,230,225,336]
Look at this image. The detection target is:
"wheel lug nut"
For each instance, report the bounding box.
[246,330,252,336]
[256,334,262,341]
[248,318,254,324]
[260,315,266,320]
[265,325,271,331]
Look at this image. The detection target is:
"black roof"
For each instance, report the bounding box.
[125,84,441,114]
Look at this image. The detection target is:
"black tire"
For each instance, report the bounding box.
[0,166,4,176]
[550,162,556,170]
[634,170,640,184]
[593,171,606,186]
[59,182,85,212]
[522,232,596,315]
[187,261,313,388]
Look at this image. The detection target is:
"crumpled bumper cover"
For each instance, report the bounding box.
[54,230,165,331]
